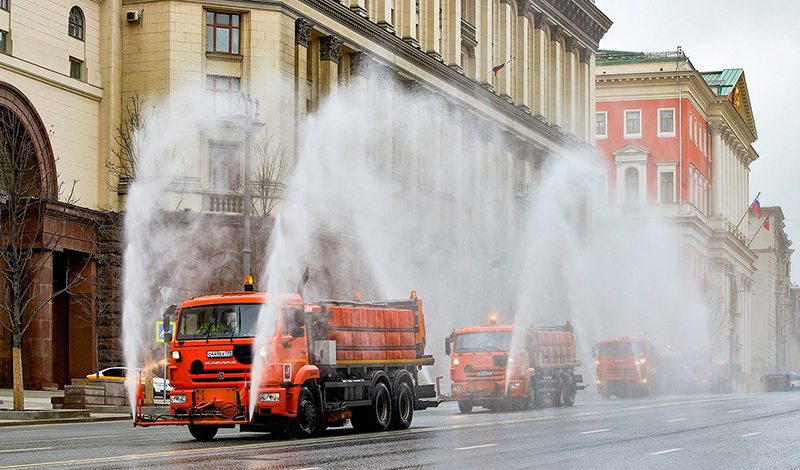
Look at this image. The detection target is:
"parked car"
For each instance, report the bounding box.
[87,367,173,395]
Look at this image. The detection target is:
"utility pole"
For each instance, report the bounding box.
[240,93,261,283]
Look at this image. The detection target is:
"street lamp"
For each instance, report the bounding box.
[239,93,263,284]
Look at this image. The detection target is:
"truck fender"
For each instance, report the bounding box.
[292,364,320,385]
[369,370,391,394]
[525,367,536,380]
[390,370,414,397]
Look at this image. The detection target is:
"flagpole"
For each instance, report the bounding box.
[482,57,515,80]
[747,209,772,248]
[736,191,760,229]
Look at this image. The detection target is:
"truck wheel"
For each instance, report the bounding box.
[390,381,414,430]
[564,383,576,407]
[369,382,392,432]
[526,380,537,410]
[457,401,473,414]
[284,386,318,438]
[188,424,218,441]
[599,388,610,400]
[553,384,565,407]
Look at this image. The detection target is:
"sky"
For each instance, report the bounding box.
[596,0,800,283]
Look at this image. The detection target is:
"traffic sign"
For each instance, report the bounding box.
[157,321,176,343]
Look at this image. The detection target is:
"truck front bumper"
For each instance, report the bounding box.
[450,379,525,402]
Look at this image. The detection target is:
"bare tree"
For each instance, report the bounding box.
[0,108,90,410]
[250,133,290,218]
[106,93,145,196]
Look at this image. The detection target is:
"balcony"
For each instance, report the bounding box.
[461,19,477,47]
[204,191,243,214]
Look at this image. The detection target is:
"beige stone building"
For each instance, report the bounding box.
[0,0,610,388]
[748,206,794,379]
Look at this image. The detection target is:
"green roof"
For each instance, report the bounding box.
[700,69,743,97]
[597,49,687,66]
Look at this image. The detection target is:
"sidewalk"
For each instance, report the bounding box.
[0,389,144,426]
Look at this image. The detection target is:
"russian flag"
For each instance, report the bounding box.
[492,58,512,76]
[751,197,761,217]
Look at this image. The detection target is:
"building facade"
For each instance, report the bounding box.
[748,206,794,379]
[594,50,761,391]
[0,0,610,388]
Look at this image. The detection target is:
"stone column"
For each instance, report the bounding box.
[514,0,530,111]
[319,35,343,99]
[588,49,596,146]
[476,0,493,87]
[23,252,55,389]
[549,24,563,131]
[531,13,547,120]
[376,0,395,32]
[294,18,313,162]
[441,0,462,69]
[398,0,419,47]
[496,0,512,99]
[563,36,578,138]
[421,0,442,59]
[579,48,592,142]
[710,122,724,216]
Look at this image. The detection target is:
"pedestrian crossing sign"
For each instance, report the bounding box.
[157,321,176,343]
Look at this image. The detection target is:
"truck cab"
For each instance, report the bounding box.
[593,337,657,399]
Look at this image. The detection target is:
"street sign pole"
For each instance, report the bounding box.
[163,341,167,402]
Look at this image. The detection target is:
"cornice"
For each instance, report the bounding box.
[532,0,612,51]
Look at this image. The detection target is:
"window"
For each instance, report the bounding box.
[703,129,707,155]
[0,0,7,11]
[688,112,693,141]
[624,110,641,138]
[206,11,240,54]
[595,112,607,138]
[208,141,241,191]
[206,75,241,116]
[69,6,84,41]
[69,57,83,80]
[0,31,6,53]
[659,171,674,203]
[624,167,639,205]
[658,109,675,136]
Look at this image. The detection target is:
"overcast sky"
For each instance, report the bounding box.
[596,0,799,283]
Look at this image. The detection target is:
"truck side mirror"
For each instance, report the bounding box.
[592,343,599,358]
[445,338,451,356]
[162,304,176,343]
[290,326,305,338]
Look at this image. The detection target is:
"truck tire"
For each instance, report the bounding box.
[457,401,473,414]
[390,381,414,430]
[564,382,576,407]
[188,424,218,441]
[286,386,319,438]
[352,382,393,432]
[553,383,565,407]
[526,380,537,410]
[599,388,610,400]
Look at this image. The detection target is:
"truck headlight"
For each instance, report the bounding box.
[509,382,520,389]
[452,385,463,391]
[259,348,267,357]
[170,394,187,404]
[452,358,459,365]
[171,350,181,360]
[259,392,280,402]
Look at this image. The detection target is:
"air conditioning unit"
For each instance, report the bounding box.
[126,10,141,24]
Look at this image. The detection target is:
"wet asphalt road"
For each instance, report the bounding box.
[1,392,799,469]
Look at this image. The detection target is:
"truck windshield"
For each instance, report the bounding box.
[454,331,512,353]
[599,341,647,357]
[176,303,266,340]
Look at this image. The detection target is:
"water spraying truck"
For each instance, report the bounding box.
[443,315,584,413]
[135,277,439,440]
[592,337,657,399]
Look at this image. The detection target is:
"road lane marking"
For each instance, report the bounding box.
[456,444,496,451]
[727,409,743,413]
[665,418,687,423]
[293,467,322,470]
[0,448,52,454]
[580,429,610,434]
[651,448,682,455]
[740,432,761,437]
[0,395,786,469]
[772,403,786,406]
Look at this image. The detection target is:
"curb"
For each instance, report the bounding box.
[0,415,132,427]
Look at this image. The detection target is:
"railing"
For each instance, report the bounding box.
[461,19,477,47]
[205,192,244,214]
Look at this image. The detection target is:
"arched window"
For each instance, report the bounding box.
[68,7,84,41]
[625,167,639,205]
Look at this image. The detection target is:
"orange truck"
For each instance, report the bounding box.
[444,316,584,413]
[135,281,439,440]
[592,337,658,399]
